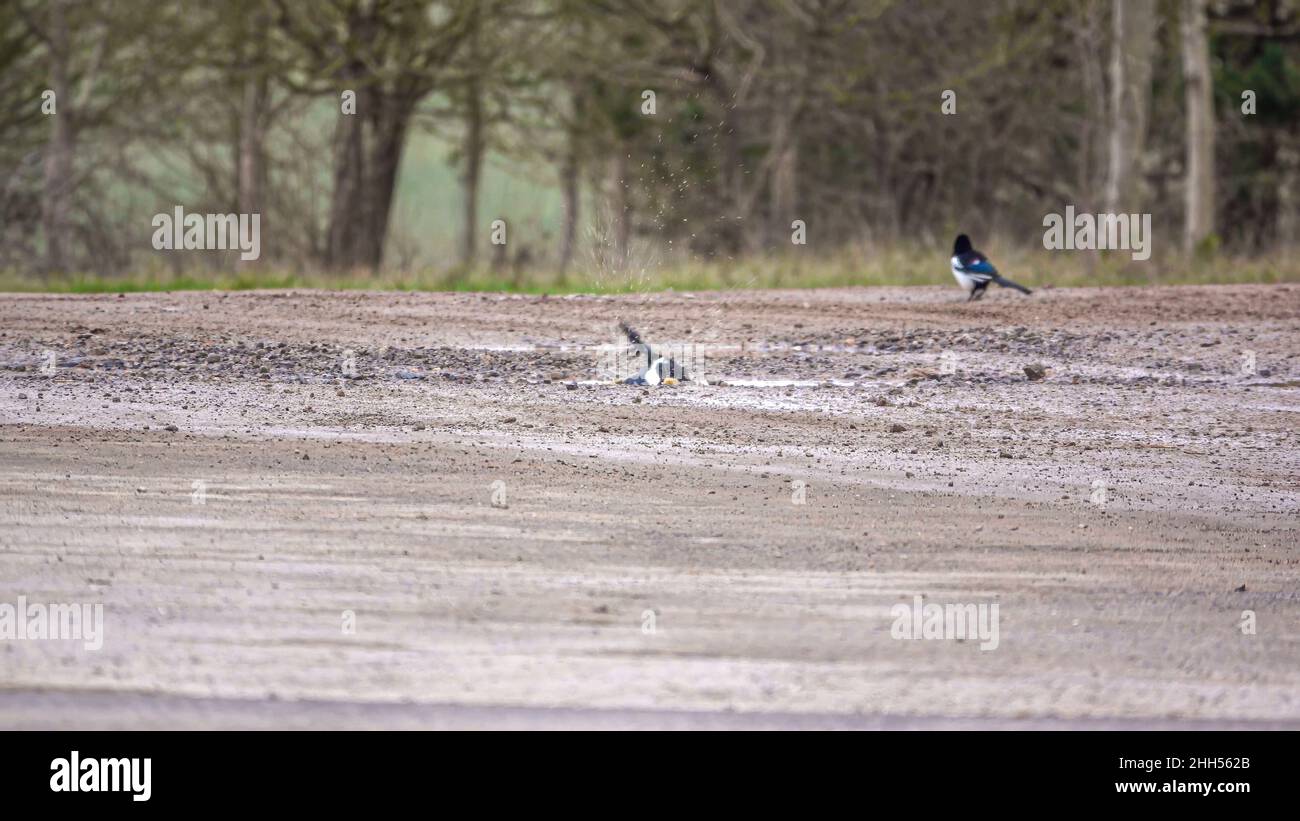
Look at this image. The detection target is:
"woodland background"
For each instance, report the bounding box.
[1,0,1298,291]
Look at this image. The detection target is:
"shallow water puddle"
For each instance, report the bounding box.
[717,378,860,388]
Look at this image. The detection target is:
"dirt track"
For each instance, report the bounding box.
[1,284,1297,729]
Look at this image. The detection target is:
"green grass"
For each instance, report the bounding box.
[5,245,1297,295]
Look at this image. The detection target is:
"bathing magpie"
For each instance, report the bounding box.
[950,234,1032,302]
[617,321,685,384]
[632,357,668,386]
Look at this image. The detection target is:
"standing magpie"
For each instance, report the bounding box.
[950,234,1032,302]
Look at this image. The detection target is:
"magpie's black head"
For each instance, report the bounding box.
[953,234,972,255]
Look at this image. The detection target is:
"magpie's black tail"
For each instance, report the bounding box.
[617,321,643,345]
[617,321,687,381]
[993,275,1032,295]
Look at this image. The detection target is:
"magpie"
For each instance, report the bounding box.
[632,357,668,386]
[617,321,685,384]
[950,234,1032,302]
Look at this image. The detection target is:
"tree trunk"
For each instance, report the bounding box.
[557,88,583,278]
[326,79,366,271]
[765,18,805,254]
[769,126,797,252]
[558,132,580,277]
[459,7,483,269]
[237,10,268,238]
[360,97,413,271]
[459,92,482,268]
[1073,3,1108,276]
[237,75,267,219]
[1277,139,1299,251]
[1104,0,1156,215]
[42,0,74,276]
[1181,0,1215,254]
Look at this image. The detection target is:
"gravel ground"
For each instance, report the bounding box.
[0,284,1297,729]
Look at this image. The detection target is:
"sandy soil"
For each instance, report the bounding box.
[0,284,1297,729]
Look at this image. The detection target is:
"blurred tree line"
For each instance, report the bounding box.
[1,0,1297,280]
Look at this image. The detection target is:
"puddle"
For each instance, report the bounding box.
[717,379,860,388]
[461,343,589,353]
[573,378,871,389]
